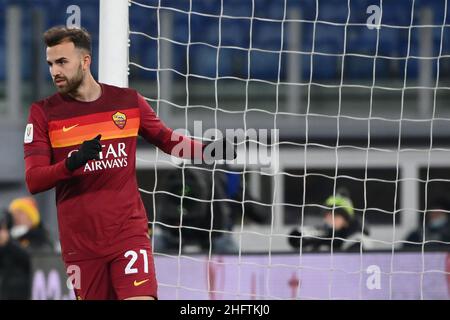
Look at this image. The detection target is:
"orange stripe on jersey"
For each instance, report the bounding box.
[48,108,140,129]
[49,110,140,148]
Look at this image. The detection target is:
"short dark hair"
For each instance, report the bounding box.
[43,26,91,54]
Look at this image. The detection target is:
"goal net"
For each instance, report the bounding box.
[119,0,450,299]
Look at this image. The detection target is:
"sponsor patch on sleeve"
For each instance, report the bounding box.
[24,123,33,143]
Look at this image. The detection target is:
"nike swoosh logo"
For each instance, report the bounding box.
[134,279,150,287]
[62,124,79,132]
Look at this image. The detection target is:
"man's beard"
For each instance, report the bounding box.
[54,65,84,95]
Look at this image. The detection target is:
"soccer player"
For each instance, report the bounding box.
[23,26,235,300]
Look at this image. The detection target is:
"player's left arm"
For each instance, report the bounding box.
[137,92,237,161]
[23,103,74,194]
[137,93,204,159]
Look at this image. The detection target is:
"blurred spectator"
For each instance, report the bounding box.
[224,168,271,227]
[404,197,450,250]
[0,197,53,299]
[153,168,237,254]
[288,189,371,252]
[153,166,270,254]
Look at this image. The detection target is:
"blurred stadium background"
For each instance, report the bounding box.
[0,0,449,299]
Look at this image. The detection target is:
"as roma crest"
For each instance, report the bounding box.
[112,111,127,129]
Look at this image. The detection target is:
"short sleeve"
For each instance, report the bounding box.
[23,103,51,159]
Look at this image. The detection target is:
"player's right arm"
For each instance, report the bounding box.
[23,103,73,194]
[23,104,102,194]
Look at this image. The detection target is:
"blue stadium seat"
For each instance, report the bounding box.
[160,0,189,12]
[346,28,377,55]
[300,22,314,53]
[222,0,252,17]
[228,48,249,78]
[252,20,282,51]
[129,6,158,37]
[172,13,189,44]
[258,1,285,20]
[407,58,420,79]
[250,50,280,80]
[170,44,188,74]
[349,0,373,24]
[217,48,234,77]
[318,2,349,23]
[345,56,374,79]
[300,54,312,80]
[192,0,221,15]
[0,3,4,26]
[190,14,219,46]
[427,0,446,25]
[311,43,339,80]
[79,4,98,33]
[2,0,448,83]
[377,28,401,57]
[137,40,158,80]
[440,28,450,55]
[394,57,429,80]
[381,2,413,27]
[221,19,250,48]
[189,44,219,78]
[428,28,444,57]
[447,1,450,25]
[91,42,99,79]
[314,25,345,54]
[289,0,316,21]
[0,36,5,81]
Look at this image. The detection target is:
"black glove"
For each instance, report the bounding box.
[65,134,102,171]
[203,138,237,162]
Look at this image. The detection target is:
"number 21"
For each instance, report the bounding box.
[124,249,149,274]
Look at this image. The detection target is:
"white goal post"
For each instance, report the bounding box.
[99,0,129,87]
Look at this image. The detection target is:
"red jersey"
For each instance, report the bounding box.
[23,83,203,262]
